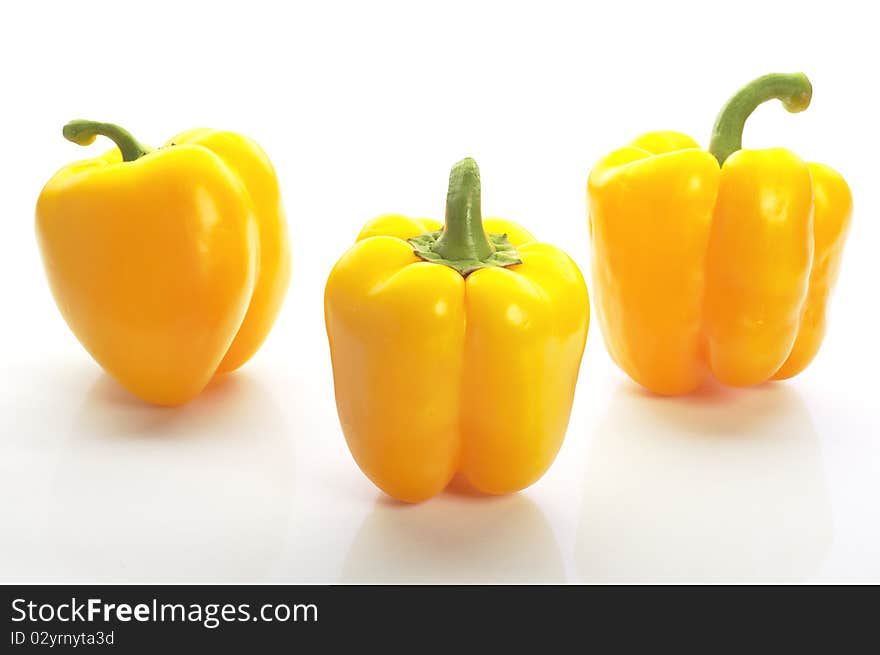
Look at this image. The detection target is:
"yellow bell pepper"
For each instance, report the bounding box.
[588,73,852,395]
[36,120,291,406]
[325,158,589,502]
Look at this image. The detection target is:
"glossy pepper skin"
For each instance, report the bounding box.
[325,158,589,502]
[36,120,291,405]
[588,73,852,395]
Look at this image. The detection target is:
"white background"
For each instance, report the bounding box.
[1,0,877,583]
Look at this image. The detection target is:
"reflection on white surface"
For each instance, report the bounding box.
[47,372,295,582]
[577,382,832,583]
[342,477,564,583]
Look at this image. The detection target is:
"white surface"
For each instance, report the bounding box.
[1,0,878,583]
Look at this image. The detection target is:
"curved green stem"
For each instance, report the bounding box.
[62,120,152,162]
[433,158,495,261]
[708,72,812,165]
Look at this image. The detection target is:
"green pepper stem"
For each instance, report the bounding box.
[62,120,152,162]
[432,157,495,262]
[708,72,812,165]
